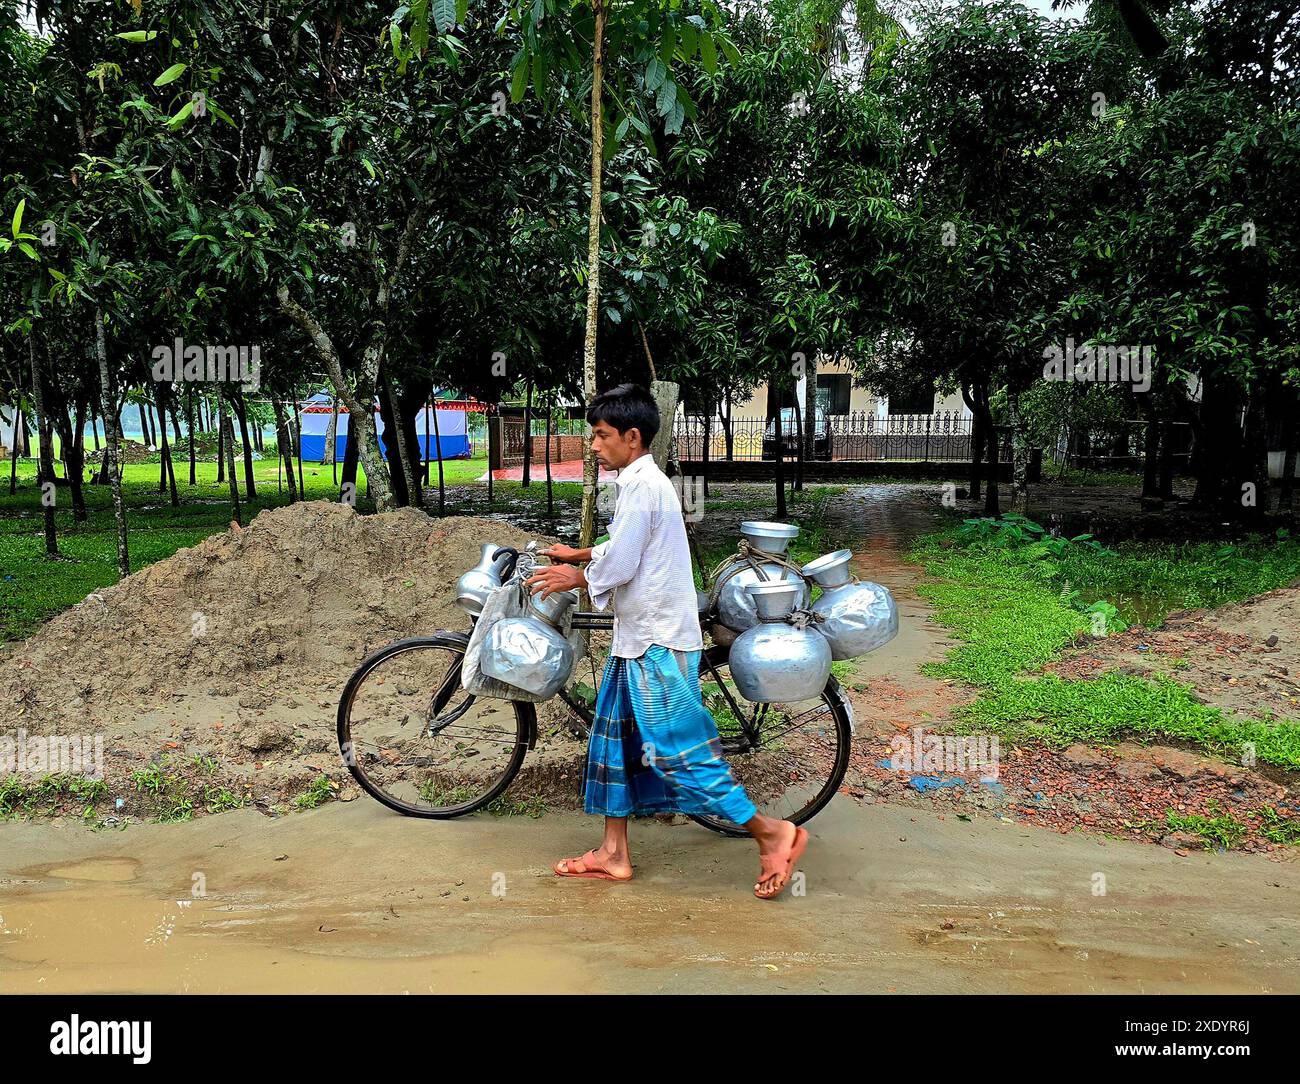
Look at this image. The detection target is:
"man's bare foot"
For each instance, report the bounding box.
[553,844,633,881]
[754,820,807,900]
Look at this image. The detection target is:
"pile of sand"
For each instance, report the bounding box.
[2,502,552,801]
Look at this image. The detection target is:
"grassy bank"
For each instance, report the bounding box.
[913,515,1300,770]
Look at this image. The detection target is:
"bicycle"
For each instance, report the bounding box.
[337,552,854,837]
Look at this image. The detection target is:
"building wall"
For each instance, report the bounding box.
[719,358,967,422]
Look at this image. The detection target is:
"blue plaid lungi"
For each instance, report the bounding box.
[584,645,758,824]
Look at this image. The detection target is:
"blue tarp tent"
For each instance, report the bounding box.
[298,393,470,461]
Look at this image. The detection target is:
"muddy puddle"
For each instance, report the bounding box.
[3,800,1295,994]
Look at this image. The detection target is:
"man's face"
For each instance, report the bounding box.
[590,419,639,471]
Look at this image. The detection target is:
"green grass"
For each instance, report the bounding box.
[913,515,1300,770]
[292,774,335,810]
[0,772,111,820]
[1164,801,1250,851]
[129,759,195,822]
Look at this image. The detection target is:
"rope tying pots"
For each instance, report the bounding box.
[708,521,810,637]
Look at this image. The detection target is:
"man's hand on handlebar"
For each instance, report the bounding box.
[538,544,591,565]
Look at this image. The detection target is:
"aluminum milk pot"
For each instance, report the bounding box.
[480,588,578,698]
[714,521,809,633]
[801,549,899,660]
[728,581,832,703]
[456,543,514,615]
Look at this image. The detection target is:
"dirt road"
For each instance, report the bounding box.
[3,798,1296,994]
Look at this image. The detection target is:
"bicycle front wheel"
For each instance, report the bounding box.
[337,635,532,818]
[689,645,853,837]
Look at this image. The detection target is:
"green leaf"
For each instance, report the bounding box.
[115,30,159,42]
[700,33,717,75]
[18,242,37,260]
[11,198,23,239]
[430,0,456,34]
[166,100,195,128]
[717,35,740,66]
[644,57,666,92]
[510,58,529,103]
[656,79,676,117]
[659,27,676,64]
[154,62,187,87]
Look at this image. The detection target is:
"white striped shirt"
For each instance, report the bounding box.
[586,454,703,659]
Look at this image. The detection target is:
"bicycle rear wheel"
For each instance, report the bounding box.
[689,645,853,837]
[337,634,532,818]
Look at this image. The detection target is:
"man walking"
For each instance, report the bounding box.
[525,384,807,900]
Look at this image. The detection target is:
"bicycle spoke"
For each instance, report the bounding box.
[340,639,527,816]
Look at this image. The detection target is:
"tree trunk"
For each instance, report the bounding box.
[186,386,197,485]
[9,404,20,495]
[578,0,608,549]
[93,307,129,577]
[962,382,983,502]
[29,333,59,556]
[486,410,495,509]
[155,395,167,495]
[323,395,338,465]
[1278,395,1297,511]
[153,381,179,507]
[431,391,446,516]
[278,286,395,510]
[67,399,88,521]
[545,392,554,516]
[220,394,242,526]
[377,368,411,508]
[803,354,816,469]
[341,414,360,503]
[216,401,226,483]
[522,377,533,488]
[771,378,787,519]
[1191,369,1242,513]
[271,398,298,504]
[701,401,711,497]
[422,395,431,485]
[292,392,305,497]
[649,379,679,473]
[233,385,257,499]
[984,418,1001,517]
[91,413,100,451]
[722,388,734,460]
[1138,400,1160,499]
[399,379,428,509]
[792,393,804,492]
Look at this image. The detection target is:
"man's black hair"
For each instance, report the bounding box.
[586,383,660,447]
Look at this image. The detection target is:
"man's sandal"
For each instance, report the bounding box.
[553,850,633,882]
[754,826,809,900]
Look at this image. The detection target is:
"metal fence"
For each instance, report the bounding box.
[676,411,1005,464]
[1055,420,1194,473]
